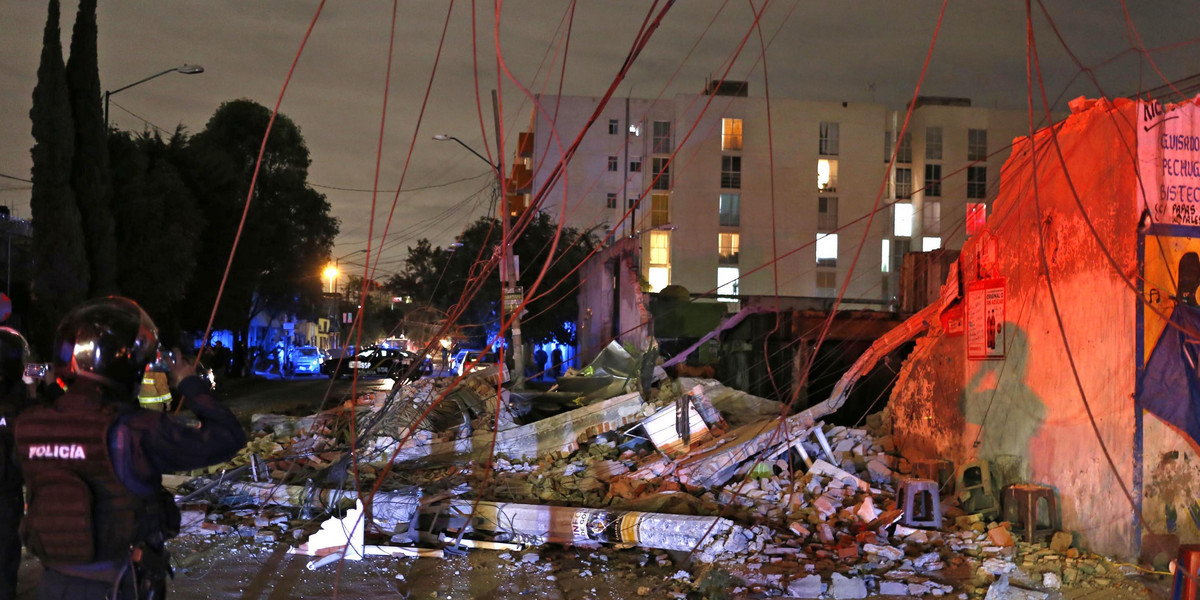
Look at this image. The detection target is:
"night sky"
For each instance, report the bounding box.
[1,1,1198,279]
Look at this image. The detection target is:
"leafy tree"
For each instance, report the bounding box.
[65,0,117,295]
[178,100,338,345]
[28,0,89,355]
[107,129,203,344]
[390,212,598,348]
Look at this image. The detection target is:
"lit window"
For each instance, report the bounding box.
[630,158,642,172]
[651,194,670,226]
[967,166,987,199]
[816,233,838,267]
[648,266,669,292]
[608,119,619,135]
[816,271,836,297]
[819,122,839,156]
[606,193,617,209]
[722,118,743,151]
[967,202,987,236]
[718,233,740,264]
[628,122,641,136]
[968,129,988,161]
[719,193,740,227]
[652,157,671,190]
[717,267,740,301]
[649,231,670,265]
[817,159,838,193]
[818,197,837,232]
[721,155,741,189]
[926,127,942,160]
[881,240,891,273]
[895,167,912,198]
[924,164,941,197]
[922,237,942,251]
[923,200,941,235]
[607,156,618,172]
[896,132,912,163]
[894,202,913,237]
[653,121,672,153]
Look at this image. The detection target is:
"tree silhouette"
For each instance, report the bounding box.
[29,0,89,355]
[65,0,117,295]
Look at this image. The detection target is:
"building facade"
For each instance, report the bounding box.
[516,87,1031,309]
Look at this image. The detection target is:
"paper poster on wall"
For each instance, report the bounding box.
[967,278,1005,360]
[1138,100,1200,225]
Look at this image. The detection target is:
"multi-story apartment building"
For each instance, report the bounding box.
[509,84,1031,308]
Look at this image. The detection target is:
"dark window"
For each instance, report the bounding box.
[968,129,988,161]
[819,122,839,156]
[606,193,617,209]
[926,127,942,160]
[721,155,741,189]
[608,119,619,135]
[630,158,642,172]
[895,168,912,199]
[967,165,987,198]
[652,121,672,154]
[896,132,912,163]
[652,157,671,190]
[924,164,942,197]
[818,197,838,232]
[719,193,740,227]
[607,156,618,172]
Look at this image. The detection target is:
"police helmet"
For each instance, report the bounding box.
[0,327,30,386]
[55,297,159,395]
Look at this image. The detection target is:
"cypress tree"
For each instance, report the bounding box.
[66,0,118,295]
[30,0,90,354]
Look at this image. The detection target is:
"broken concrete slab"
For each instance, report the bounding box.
[830,572,867,599]
[444,500,745,560]
[163,475,420,534]
[983,575,1051,600]
[787,573,823,598]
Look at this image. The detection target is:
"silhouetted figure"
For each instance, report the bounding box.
[550,347,564,379]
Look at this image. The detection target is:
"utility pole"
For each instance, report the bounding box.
[493,89,525,381]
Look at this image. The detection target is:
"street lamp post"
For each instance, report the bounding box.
[433,132,526,381]
[104,64,204,130]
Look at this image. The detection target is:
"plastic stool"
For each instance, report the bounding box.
[1172,544,1200,600]
[956,460,999,518]
[1000,484,1060,543]
[912,458,954,492]
[897,478,942,529]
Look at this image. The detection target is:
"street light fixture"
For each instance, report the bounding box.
[104,64,205,130]
[324,249,367,295]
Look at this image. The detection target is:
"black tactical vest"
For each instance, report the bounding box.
[15,393,151,565]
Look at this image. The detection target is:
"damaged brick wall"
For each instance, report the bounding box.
[889,98,1142,558]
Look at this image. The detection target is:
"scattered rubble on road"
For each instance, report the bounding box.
[164,341,1159,598]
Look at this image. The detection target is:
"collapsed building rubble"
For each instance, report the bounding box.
[164,339,1161,598]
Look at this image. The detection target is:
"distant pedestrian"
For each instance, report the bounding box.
[534,347,548,379]
[550,347,563,379]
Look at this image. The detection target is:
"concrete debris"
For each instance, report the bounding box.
[830,572,867,599]
[983,575,1051,600]
[164,366,1146,599]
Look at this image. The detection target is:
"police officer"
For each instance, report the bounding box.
[0,327,33,600]
[15,297,246,599]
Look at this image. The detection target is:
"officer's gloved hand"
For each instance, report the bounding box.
[165,347,196,388]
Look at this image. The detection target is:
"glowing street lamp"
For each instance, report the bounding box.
[322,264,340,293]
